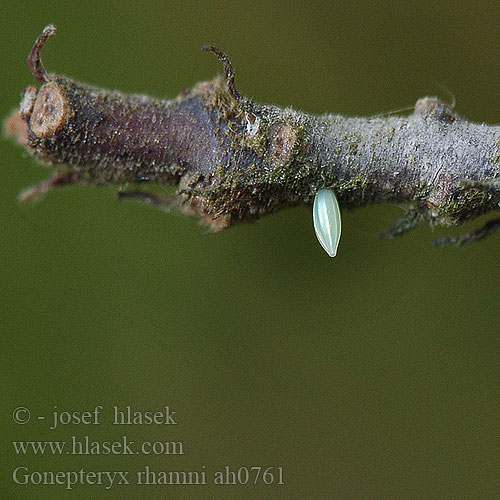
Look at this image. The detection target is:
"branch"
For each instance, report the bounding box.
[6,25,500,246]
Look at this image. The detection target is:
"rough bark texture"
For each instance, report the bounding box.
[6,25,500,244]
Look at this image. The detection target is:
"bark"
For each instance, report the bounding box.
[6,25,500,244]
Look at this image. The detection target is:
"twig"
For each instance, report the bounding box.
[5,25,500,245]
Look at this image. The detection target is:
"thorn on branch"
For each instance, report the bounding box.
[28,24,56,83]
[433,217,500,246]
[18,171,78,203]
[201,44,247,106]
[380,204,425,239]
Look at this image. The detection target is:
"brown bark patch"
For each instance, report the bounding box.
[269,122,297,169]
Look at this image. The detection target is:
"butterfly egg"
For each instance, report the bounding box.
[313,188,342,257]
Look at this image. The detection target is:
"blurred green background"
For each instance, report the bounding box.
[2,1,500,499]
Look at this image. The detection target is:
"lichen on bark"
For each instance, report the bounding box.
[6,24,500,245]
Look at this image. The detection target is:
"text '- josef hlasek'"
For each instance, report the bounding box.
[43,405,177,430]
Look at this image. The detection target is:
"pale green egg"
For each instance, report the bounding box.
[313,188,341,257]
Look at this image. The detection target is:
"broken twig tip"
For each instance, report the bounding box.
[28,24,57,83]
